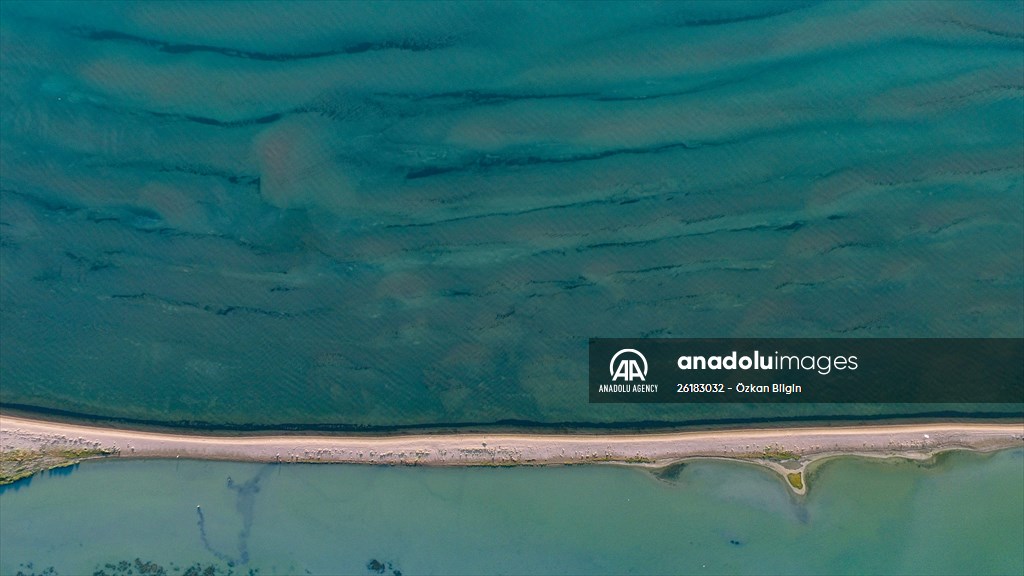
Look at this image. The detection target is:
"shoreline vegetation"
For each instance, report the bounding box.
[1,414,1021,494]
[0,446,116,486]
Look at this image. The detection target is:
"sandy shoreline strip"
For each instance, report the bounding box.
[4,415,1021,465]
[4,414,1022,489]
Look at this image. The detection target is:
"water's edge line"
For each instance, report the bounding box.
[2,402,1022,436]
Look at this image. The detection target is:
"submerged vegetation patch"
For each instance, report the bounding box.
[652,461,688,483]
[366,558,402,576]
[11,558,260,576]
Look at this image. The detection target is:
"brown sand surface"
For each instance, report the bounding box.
[4,414,1020,468]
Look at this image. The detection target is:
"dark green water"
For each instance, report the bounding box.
[1,2,1022,428]
[1,450,1022,575]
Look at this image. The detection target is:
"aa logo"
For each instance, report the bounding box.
[610,349,648,382]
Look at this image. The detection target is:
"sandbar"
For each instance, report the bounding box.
[3,414,1021,493]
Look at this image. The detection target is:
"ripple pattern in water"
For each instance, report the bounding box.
[0,2,1021,426]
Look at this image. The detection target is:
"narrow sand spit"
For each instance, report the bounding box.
[2,414,1021,494]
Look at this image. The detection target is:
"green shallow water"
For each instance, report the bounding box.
[1,449,1022,575]
[1,1,1022,428]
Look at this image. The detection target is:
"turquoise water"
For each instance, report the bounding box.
[1,2,1022,427]
[1,450,1022,575]
[1,3,1020,574]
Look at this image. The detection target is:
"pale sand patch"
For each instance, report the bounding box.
[2,414,1021,493]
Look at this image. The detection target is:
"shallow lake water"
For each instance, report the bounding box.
[1,449,1021,575]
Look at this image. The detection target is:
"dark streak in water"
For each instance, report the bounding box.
[2,188,82,215]
[405,141,701,180]
[184,112,284,128]
[108,292,328,319]
[70,27,454,61]
[100,160,261,187]
[195,466,272,565]
[196,506,235,565]
[385,196,615,229]
[410,90,598,105]
[3,189,285,257]
[579,220,806,252]
[672,2,816,28]
[937,18,1024,40]
[2,402,1021,435]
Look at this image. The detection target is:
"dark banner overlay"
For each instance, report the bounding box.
[589,339,1024,403]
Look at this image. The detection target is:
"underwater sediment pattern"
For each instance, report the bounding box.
[0,2,1021,426]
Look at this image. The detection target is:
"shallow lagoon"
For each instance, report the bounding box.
[1,448,1021,575]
